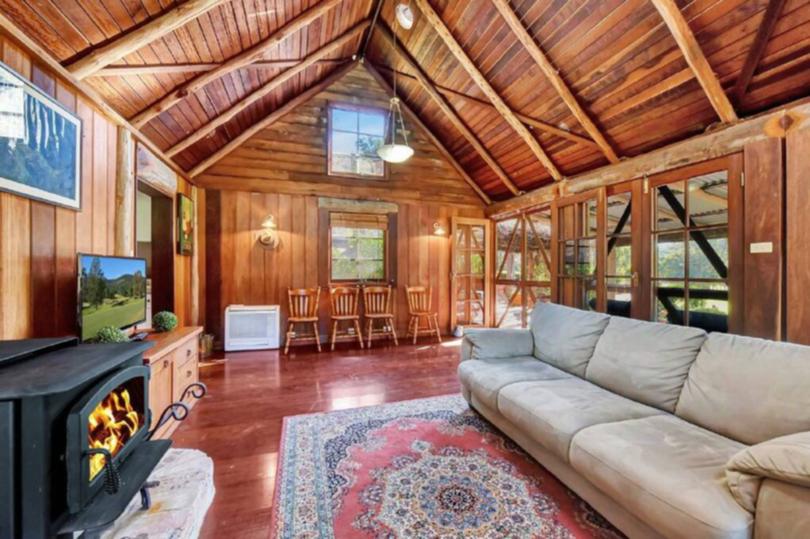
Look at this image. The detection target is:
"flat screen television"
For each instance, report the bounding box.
[77,254,147,342]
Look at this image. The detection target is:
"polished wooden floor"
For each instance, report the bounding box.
[171,339,463,538]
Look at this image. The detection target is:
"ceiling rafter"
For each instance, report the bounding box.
[66,0,225,79]
[411,0,562,184]
[189,61,359,178]
[374,65,599,148]
[491,0,620,164]
[91,59,350,77]
[651,0,738,123]
[731,0,787,106]
[130,0,344,128]
[375,21,521,195]
[167,21,369,157]
[364,62,492,205]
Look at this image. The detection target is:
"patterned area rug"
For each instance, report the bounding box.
[271,395,623,538]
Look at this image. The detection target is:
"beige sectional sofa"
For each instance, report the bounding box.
[458,302,810,539]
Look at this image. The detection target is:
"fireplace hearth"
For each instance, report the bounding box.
[0,337,204,538]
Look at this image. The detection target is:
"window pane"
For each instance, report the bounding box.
[577,278,597,311]
[496,219,522,280]
[607,235,632,277]
[688,282,729,333]
[358,260,384,280]
[357,134,383,156]
[688,172,728,227]
[495,284,521,328]
[656,182,685,231]
[607,193,632,234]
[356,156,384,176]
[332,108,357,131]
[331,225,385,281]
[526,286,551,323]
[688,227,728,279]
[582,199,598,237]
[607,277,632,317]
[577,239,596,276]
[655,231,685,279]
[562,240,575,276]
[332,131,357,155]
[526,212,551,282]
[654,280,686,325]
[359,111,385,135]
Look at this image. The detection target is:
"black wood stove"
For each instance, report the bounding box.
[0,337,205,538]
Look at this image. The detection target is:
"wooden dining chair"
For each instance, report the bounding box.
[406,286,441,344]
[363,285,398,348]
[284,287,321,354]
[329,286,364,351]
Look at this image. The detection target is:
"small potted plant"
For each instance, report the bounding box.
[152,311,179,333]
[95,326,129,343]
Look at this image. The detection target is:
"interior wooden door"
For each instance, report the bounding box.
[451,217,492,330]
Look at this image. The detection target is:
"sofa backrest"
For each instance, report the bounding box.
[676,333,810,444]
[529,302,609,377]
[585,316,707,412]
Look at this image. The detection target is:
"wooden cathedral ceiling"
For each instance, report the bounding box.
[1,0,809,203]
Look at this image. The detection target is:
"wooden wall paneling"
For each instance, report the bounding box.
[92,112,109,254]
[204,190,222,340]
[786,127,810,344]
[743,138,784,340]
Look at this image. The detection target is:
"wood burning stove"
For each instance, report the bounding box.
[0,336,205,538]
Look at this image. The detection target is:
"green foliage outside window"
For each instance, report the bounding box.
[331,226,386,281]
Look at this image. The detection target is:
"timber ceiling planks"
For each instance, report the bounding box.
[0,0,809,202]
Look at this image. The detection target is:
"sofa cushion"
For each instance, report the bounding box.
[457,356,570,410]
[497,377,664,462]
[585,317,707,412]
[570,415,753,539]
[529,302,610,376]
[676,333,810,444]
[463,328,534,360]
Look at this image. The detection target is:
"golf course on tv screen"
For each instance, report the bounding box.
[79,255,147,342]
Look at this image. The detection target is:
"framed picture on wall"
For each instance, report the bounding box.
[0,61,81,209]
[177,193,194,255]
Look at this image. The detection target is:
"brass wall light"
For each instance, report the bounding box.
[433,221,447,236]
[258,215,279,249]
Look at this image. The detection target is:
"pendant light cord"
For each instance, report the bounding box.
[390,21,409,146]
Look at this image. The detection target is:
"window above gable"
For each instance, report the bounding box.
[327,103,387,178]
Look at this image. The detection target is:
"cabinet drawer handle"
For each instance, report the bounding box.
[187,370,193,377]
[163,360,169,369]
[186,348,191,357]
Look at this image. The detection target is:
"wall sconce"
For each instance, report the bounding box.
[433,221,447,236]
[258,215,279,249]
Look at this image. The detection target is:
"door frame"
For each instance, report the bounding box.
[450,217,493,330]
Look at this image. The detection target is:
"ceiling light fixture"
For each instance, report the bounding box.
[395,1,415,30]
[377,18,414,164]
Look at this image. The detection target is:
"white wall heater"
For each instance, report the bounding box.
[224,305,280,351]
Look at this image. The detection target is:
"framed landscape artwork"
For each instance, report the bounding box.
[177,193,194,255]
[0,61,81,209]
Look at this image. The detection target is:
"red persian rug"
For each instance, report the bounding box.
[270,395,624,538]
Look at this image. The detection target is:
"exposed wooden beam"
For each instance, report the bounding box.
[364,62,493,205]
[92,59,349,77]
[651,0,738,122]
[188,61,358,179]
[359,0,385,58]
[491,0,620,164]
[0,10,189,180]
[487,97,810,218]
[412,0,561,183]
[131,0,343,127]
[67,0,224,79]
[375,65,599,148]
[374,23,520,195]
[732,0,787,105]
[167,22,368,157]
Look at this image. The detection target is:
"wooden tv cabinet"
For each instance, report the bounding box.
[142,326,203,440]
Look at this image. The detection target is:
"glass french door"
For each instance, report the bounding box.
[451,217,492,329]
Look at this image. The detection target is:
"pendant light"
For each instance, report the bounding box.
[377,17,414,164]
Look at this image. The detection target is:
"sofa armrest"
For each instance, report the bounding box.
[725,431,810,512]
[753,479,810,539]
[460,328,533,362]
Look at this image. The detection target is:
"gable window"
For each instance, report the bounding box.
[330,212,388,282]
[328,103,386,178]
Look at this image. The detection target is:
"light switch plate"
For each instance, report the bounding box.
[750,242,774,254]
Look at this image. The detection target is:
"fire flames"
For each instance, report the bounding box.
[87,386,143,481]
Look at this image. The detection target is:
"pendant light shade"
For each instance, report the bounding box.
[378,97,414,163]
[377,21,414,164]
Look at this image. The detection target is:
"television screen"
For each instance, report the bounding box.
[78,254,147,342]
